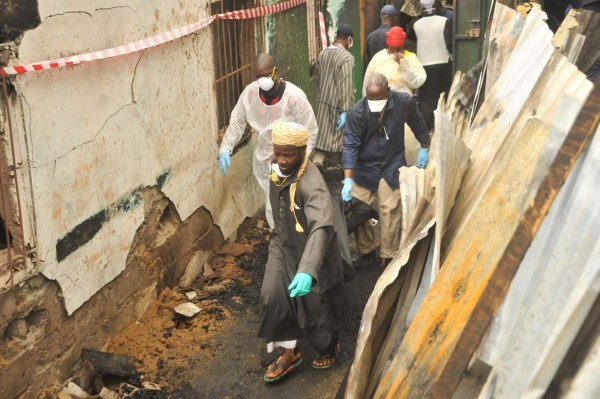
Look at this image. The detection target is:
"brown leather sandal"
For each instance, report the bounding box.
[263,350,303,382]
[312,343,341,369]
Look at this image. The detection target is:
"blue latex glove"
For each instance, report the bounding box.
[337,111,348,130]
[416,148,429,169]
[219,152,231,176]
[288,272,313,297]
[341,177,353,202]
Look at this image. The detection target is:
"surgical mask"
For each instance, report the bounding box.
[348,37,354,49]
[272,163,291,178]
[368,99,387,113]
[258,77,275,91]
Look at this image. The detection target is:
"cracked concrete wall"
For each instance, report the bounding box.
[1,0,263,314]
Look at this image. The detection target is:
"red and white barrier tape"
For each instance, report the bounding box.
[218,0,304,19]
[318,12,327,50]
[0,0,306,76]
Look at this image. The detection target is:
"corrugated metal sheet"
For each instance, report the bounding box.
[343,3,599,398]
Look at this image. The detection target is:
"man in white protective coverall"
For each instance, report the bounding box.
[218,53,318,228]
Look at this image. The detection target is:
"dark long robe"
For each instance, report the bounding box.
[258,161,346,355]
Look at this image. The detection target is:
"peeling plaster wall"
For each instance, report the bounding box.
[5,1,263,312]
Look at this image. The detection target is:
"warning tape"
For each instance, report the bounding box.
[218,0,305,19]
[318,12,328,50]
[0,0,306,76]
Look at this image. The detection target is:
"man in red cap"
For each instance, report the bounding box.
[362,26,427,165]
[362,26,426,97]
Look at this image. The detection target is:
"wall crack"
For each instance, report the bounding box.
[94,6,137,13]
[44,11,92,20]
[32,102,132,169]
[43,160,57,199]
[131,50,146,104]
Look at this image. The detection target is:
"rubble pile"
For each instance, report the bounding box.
[46,219,270,398]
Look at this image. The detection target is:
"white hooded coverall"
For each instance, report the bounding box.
[219,80,318,227]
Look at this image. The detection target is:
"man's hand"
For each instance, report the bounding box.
[417,148,429,169]
[341,178,353,202]
[288,272,313,297]
[337,111,348,130]
[219,152,231,176]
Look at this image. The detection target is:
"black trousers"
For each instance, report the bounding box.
[418,61,453,131]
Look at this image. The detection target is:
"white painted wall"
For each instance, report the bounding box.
[7,0,263,314]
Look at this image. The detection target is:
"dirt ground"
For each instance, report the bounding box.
[105,168,380,399]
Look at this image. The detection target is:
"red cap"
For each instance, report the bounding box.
[386,26,406,48]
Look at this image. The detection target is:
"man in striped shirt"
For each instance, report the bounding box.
[312,24,356,171]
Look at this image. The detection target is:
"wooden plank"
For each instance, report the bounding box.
[375,80,600,398]
[83,349,138,378]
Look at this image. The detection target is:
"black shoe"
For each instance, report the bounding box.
[352,249,378,265]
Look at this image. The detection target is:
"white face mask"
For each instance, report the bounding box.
[368,99,387,113]
[258,77,275,92]
[272,163,291,178]
[348,37,354,49]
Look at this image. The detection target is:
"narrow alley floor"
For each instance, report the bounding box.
[104,168,381,399]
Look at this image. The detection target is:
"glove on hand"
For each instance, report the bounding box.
[219,152,231,176]
[341,178,353,202]
[416,148,429,169]
[288,272,313,297]
[337,111,348,130]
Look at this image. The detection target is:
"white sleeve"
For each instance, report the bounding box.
[292,94,319,155]
[219,87,249,154]
[362,60,374,97]
[400,53,427,90]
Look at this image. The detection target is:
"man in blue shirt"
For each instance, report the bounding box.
[342,73,430,268]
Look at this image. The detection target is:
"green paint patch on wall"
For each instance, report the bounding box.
[268,5,315,103]
[55,168,171,262]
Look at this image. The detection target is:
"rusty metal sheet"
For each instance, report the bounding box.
[431,105,470,275]
[373,79,600,398]
[345,204,435,399]
[485,3,525,97]
[444,8,593,260]
[476,121,600,398]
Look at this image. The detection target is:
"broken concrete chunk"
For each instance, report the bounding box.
[141,381,162,390]
[216,242,247,257]
[173,302,201,318]
[119,383,140,398]
[99,387,120,399]
[6,318,27,338]
[184,291,197,300]
[63,381,90,398]
[257,220,264,229]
